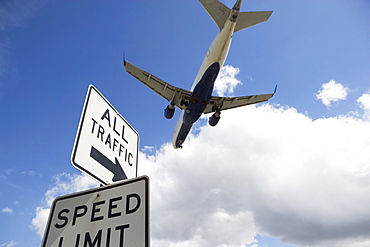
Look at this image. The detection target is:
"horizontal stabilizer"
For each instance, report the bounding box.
[235,11,273,32]
[200,0,272,32]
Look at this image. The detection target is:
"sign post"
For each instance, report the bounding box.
[41,176,149,247]
[71,85,139,185]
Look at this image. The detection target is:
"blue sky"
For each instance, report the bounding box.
[1,0,370,246]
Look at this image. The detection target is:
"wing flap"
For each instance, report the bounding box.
[124,61,191,110]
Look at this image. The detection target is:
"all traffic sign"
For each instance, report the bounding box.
[71,85,139,185]
[41,176,149,247]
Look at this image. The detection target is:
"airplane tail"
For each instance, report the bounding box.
[235,11,273,32]
[199,0,272,32]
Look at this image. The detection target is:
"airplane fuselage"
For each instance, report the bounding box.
[172,6,238,148]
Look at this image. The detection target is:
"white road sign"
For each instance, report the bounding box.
[41,176,149,247]
[71,85,139,185]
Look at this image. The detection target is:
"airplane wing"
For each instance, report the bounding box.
[124,60,192,111]
[204,89,276,114]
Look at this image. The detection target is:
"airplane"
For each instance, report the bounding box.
[124,0,275,149]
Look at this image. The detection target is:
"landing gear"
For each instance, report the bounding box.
[181,99,188,107]
[177,140,184,149]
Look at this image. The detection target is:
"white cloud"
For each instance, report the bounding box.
[357,93,370,110]
[316,80,349,106]
[30,173,98,238]
[31,207,51,238]
[357,93,370,119]
[0,0,47,77]
[214,65,242,97]
[19,170,42,177]
[137,102,370,247]
[142,145,156,153]
[2,207,14,215]
[32,75,370,246]
[0,0,47,31]
[0,240,18,247]
[4,168,13,176]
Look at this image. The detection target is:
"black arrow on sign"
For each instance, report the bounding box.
[90,146,127,182]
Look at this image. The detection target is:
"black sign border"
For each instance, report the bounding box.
[71,85,139,185]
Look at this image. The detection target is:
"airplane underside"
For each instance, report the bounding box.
[174,123,192,148]
[174,62,221,148]
[124,0,274,149]
[184,62,220,125]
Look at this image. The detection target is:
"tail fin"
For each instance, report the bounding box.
[199,0,272,32]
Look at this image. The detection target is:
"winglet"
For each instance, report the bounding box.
[123,51,127,68]
[274,84,278,94]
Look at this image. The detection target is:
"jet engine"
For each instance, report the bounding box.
[209,111,220,126]
[164,104,175,119]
